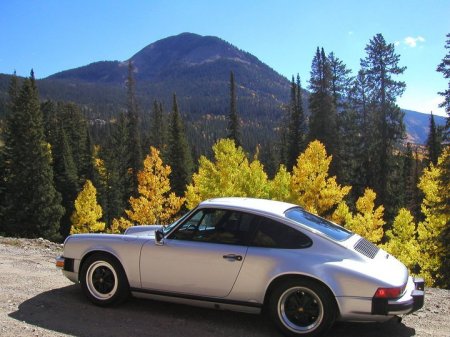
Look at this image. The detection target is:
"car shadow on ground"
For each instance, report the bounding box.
[9,285,416,337]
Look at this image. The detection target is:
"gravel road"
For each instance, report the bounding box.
[1,236,449,337]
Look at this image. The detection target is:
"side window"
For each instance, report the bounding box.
[251,216,312,249]
[170,210,205,240]
[169,209,256,245]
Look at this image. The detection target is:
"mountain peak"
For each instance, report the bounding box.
[129,33,252,78]
[47,33,256,83]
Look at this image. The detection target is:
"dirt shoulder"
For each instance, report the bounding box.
[0,236,449,337]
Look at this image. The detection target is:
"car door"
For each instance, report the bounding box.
[139,208,254,297]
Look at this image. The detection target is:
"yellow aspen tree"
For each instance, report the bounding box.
[331,201,353,226]
[124,147,184,227]
[70,180,105,234]
[93,145,107,182]
[290,140,351,215]
[185,139,270,209]
[382,208,419,272]
[345,188,385,244]
[109,217,133,234]
[416,148,450,287]
[268,165,291,202]
[242,157,270,199]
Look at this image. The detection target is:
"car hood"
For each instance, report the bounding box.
[124,225,162,237]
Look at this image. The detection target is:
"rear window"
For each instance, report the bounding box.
[285,207,352,241]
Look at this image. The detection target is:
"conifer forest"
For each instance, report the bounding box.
[0,34,449,288]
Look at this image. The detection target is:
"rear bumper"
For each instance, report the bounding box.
[372,276,425,315]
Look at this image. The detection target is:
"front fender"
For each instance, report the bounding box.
[63,234,150,288]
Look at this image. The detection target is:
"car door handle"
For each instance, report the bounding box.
[223,254,243,261]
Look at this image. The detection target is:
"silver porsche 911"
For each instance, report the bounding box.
[56,197,424,337]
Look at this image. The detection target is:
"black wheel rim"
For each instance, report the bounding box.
[92,266,115,294]
[86,260,119,300]
[278,286,324,333]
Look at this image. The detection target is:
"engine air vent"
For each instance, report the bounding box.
[354,238,379,259]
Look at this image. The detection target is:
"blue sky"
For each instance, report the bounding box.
[1,0,448,116]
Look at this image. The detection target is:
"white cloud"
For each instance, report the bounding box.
[404,36,426,47]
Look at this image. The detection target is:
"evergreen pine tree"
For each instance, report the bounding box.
[308,48,339,172]
[61,102,91,180]
[0,72,19,230]
[400,143,423,221]
[126,61,142,195]
[0,143,6,233]
[425,112,442,166]
[360,34,406,214]
[436,33,450,140]
[286,75,306,170]
[436,35,450,281]
[149,100,166,151]
[328,52,352,111]
[3,71,64,240]
[327,52,352,181]
[84,128,96,182]
[338,107,364,202]
[105,113,131,223]
[278,106,290,167]
[42,101,80,238]
[227,71,241,146]
[167,94,193,196]
[351,70,371,187]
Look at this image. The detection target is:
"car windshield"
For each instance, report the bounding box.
[162,209,194,235]
[285,207,352,241]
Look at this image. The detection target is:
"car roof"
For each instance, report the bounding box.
[199,197,297,217]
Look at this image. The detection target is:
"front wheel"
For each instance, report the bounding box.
[268,279,336,337]
[80,253,129,306]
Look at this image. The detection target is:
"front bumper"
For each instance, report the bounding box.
[55,255,78,283]
[55,255,74,272]
[372,276,425,315]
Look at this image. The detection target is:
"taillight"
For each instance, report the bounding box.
[373,286,404,299]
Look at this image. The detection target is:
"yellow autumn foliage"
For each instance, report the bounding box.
[416,148,450,286]
[382,208,420,272]
[290,140,351,215]
[124,147,184,227]
[70,180,105,234]
[109,217,134,234]
[344,188,385,244]
[330,201,353,225]
[185,139,270,209]
[268,165,291,202]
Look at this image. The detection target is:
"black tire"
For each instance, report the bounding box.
[268,279,336,337]
[80,253,129,306]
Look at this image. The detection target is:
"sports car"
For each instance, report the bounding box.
[56,197,424,337]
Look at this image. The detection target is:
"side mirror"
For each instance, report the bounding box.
[155,229,164,245]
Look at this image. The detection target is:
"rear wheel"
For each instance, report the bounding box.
[268,279,336,337]
[80,253,129,306]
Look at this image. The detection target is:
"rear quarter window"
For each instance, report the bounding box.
[250,216,312,249]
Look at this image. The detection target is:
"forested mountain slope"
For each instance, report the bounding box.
[0,33,445,144]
